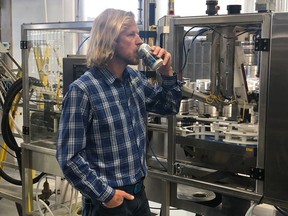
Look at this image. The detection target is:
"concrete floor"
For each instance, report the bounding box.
[0,196,281,216]
[0,198,20,216]
[0,198,196,216]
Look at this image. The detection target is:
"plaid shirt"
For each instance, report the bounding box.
[56,66,181,203]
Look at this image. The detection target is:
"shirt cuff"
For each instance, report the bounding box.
[161,74,178,87]
[98,185,115,203]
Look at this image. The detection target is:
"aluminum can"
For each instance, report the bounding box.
[138,43,163,71]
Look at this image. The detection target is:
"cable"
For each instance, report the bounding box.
[182,27,205,73]
[275,206,288,216]
[204,93,236,106]
[0,86,16,160]
[244,194,264,216]
[38,199,55,216]
[1,78,24,152]
[244,203,257,216]
[50,203,71,216]
[69,187,75,212]
[147,137,167,172]
[1,77,42,152]
[70,187,80,215]
[76,36,90,55]
[0,143,16,158]
[0,77,45,185]
[180,25,259,73]
[181,27,215,72]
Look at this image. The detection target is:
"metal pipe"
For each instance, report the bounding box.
[44,0,48,22]
[181,85,218,107]
[143,0,150,43]
[168,0,175,15]
[137,0,143,26]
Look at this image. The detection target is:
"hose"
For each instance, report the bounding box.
[1,78,23,152]
[245,203,256,216]
[275,206,288,216]
[0,77,45,185]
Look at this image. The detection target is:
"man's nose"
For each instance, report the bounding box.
[136,34,143,45]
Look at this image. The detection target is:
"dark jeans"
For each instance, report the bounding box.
[82,187,151,216]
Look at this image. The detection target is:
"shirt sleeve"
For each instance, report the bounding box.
[143,73,182,115]
[56,86,115,203]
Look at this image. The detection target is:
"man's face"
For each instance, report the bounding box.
[114,22,143,66]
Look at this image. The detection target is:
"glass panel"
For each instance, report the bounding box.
[24,26,91,144]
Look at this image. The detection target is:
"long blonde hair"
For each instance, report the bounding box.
[86,8,135,68]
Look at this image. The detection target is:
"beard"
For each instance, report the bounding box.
[114,48,140,66]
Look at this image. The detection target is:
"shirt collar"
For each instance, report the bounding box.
[92,67,132,85]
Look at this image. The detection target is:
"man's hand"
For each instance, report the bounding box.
[151,45,174,76]
[103,189,134,208]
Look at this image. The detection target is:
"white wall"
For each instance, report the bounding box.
[83,0,138,21]
[11,0,75,63]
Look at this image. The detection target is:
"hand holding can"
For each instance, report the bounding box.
[138,43,163,71]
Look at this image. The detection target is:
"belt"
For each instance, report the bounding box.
[114,178,144,195]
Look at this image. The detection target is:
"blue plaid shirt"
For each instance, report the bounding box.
[56,66,181,203]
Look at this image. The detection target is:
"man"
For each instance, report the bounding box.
[56,8,182,216]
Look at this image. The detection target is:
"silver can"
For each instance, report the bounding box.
[138,43,163,71]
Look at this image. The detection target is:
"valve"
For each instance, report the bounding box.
[38,178,53,205]
[206,0,219,16]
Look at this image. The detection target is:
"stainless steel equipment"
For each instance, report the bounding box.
[146,12,288,216]
[20,21,93,215]
[18,11,288,216]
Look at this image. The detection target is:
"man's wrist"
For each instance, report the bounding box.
[158,66,174,76]
[167,66,174,76]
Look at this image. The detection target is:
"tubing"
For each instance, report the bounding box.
[1,78,23,152]
[0,77,45,185]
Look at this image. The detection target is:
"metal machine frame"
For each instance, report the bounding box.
[146,12,288,215]
[20,21,92,215]
[19,12,288,216]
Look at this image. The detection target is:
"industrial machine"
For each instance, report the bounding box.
[146,10,288,216]
[17,22,93,215]
[1,1,287,215]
